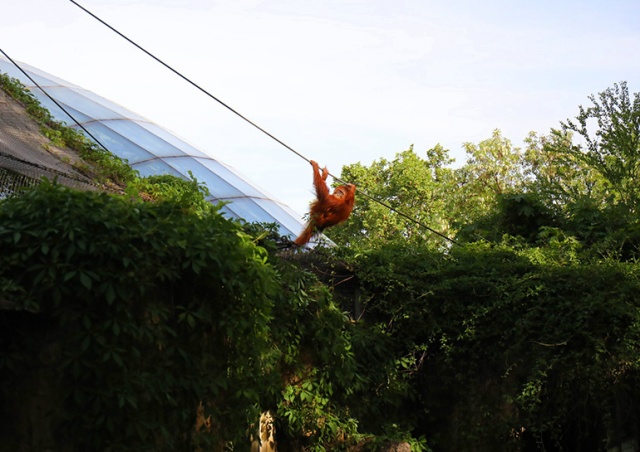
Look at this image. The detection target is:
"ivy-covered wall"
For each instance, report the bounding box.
[0,182,278,450]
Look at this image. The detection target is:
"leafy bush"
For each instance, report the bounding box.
[351,240,640,450]
[0,181,277,449]
[0,183,428,451]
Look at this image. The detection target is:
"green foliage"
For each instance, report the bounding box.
[523,130,607,210]
[272,268,356,390]
[332,132,530,249]
[267,259,405,450]
[561,81,640,210]
[516,83,640,258]
[455,84,640,258]
[457,192,558,244]
[351,239,640,450]
[4,72,640,451]
[129,171,220,216]
[0,181,277,449]
[0,182,425,450]
[332,145,456,250]
[241,221,296,253]
[461,129,526,197]
[0,72,137,185]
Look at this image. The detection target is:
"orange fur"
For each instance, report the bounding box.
[294,160,356,246]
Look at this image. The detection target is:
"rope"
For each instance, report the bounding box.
[73,2,461,244]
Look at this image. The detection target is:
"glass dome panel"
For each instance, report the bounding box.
[0,62,54,88]
[210,196,279,225]
[132,159,183,177]
[74,88,147,121]
[135,122,209,158]
[194,158,265,198]
[98,119,188,158]
[7,61,86,91]
[32,86,126,120]
[30,96,94,124]
[0,57,306,239]
[217,203,244,221]
[252,198,304,235]
[162,156,244,199]
[79,122,155,163]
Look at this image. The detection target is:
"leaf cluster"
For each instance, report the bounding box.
[326,82,640,448]
[350,240,640,450]
[0,181,277,449]
[0,183,427,451]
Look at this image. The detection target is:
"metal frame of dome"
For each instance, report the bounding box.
[0,57,305,239]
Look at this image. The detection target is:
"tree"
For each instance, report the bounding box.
[329,145,456,249]
[453,129,534,241]
[330,131,533,247]
[561,81,640,211]
[460,128,526,199]
[523,130,606,210]
[520,83,640,256]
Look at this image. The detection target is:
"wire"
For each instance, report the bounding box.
[0,48,112,156]
[68,0,458,245]
[68,0,310,165]
[356,191,458,244]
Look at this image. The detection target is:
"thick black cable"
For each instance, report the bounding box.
[356,191,458,244]
[0,48,112,156]
[67,0,458,245]
[68,0,310,165]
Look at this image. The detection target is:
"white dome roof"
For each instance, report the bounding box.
[0,57,304,239]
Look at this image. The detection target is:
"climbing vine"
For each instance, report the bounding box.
[0,182,276,449]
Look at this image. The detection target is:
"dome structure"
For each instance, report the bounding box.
[0,57,305,240]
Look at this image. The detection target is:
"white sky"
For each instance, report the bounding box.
[1,0,639,214]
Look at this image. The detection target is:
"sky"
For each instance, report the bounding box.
[1,0,639,215]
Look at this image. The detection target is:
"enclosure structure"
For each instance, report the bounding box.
[0,57,304,239]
